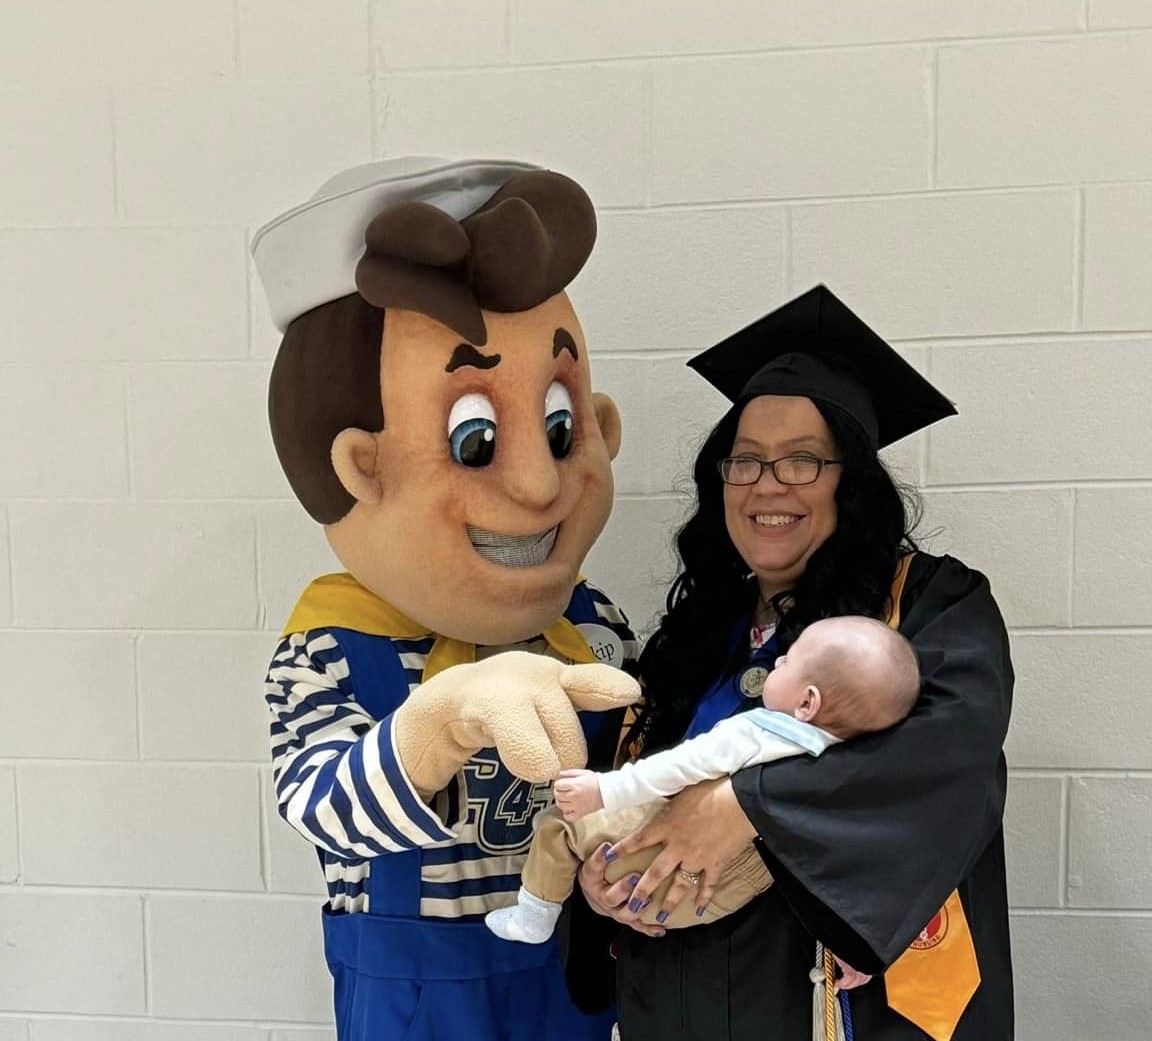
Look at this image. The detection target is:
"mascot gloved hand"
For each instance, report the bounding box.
[255,158,633,1041]
[394,652,638,797]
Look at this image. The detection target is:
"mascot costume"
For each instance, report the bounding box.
[252,158,640,1041]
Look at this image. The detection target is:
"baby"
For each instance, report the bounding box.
[485,615,920,943]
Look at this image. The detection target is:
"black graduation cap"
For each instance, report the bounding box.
[687,285,956,449]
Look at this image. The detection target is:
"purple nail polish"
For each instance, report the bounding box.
[628,897,645,913]
[695,907,705,917]
[604,846,619,863]
[655,910,669,924]
[628,874,640,887]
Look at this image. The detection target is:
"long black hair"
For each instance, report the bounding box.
[629,398,922,755]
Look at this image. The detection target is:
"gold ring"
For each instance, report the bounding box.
[678,868,703,886]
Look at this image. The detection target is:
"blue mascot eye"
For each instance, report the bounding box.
[544,381,574,460]
[545,409,573,459]
[447,393,497,468]
[450,417,496,467]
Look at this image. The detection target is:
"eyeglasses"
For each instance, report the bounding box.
[717,453,842,487]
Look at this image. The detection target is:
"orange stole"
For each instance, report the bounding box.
[883,890,980,1041]
[881,557,980,1041]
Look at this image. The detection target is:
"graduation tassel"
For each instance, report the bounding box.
[811,943,846,1041]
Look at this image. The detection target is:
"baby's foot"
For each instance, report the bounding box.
[485,888,562,944]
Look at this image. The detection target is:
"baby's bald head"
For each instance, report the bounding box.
[762,616,920,739]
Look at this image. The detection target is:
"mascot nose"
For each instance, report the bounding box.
[505,441,561,509]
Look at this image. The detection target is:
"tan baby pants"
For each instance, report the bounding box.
[522,804,771,928]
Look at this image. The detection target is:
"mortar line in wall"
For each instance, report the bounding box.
[920,478,1152,492]
[1059,773,1069,912]
[1082,0,1091,30]
[1009,626,1152,636]
[928,47,940,188]
[1067,486,1078,625]
[385,26,1125,74]
[1009,768,1152,779]
[0,757,266,769]
[142,892,152,1014]
[600,182,1083,213]
[642,60,654,208]
[4,503,13,623]
[0,1011,325,1030]
[244,229,256,359]
[29,358,278,369]
[1010,908,1152,918]
[132,631,144,760]
[608,329,1152,352]
[253,512,266,630]
[1073,186,1087,330]
[504,0,515,63]
[10,763,23,885]
[920,348,934,485]
[258,767,271,892]
[122,366,134,500]
[12,883,320,903]
[781,206,792,295]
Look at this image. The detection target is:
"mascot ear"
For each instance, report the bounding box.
[331,428,383,505]
[592,393,622,462]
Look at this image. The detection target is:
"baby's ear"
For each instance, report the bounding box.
[795,684,822,722]
[592,392,622,461]
[331,428,383,505]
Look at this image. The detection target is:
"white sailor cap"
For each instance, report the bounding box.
[251,156,541,332]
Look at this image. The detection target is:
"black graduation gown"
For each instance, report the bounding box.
[608,553,1015,1041]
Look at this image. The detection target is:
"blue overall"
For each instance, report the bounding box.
[320,585,620,1041]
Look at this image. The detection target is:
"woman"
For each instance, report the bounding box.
[572,285,1014,1041]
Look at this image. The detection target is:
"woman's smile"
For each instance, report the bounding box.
[723,396,840,592]
[751,511,803,529]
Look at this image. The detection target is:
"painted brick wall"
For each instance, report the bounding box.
[1,3,1150,1038]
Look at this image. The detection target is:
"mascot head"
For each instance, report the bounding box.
[253,158,621,645]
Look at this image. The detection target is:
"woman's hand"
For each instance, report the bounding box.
[577,842,667,937]
[833,954,872,991]
[605,777,758,924]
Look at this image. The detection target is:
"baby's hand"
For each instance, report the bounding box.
[554,769,604,820]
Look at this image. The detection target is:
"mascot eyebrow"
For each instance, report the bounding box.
[445,327,578,374]
[446,343,501,372]
[553,328,579,360]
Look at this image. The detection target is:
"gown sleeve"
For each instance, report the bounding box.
[731,554,1013,975]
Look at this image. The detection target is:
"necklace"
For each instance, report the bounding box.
[754,595,777,627]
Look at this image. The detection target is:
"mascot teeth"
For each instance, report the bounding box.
[467,526,558,568]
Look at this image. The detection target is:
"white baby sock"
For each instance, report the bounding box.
[485,887,563,944]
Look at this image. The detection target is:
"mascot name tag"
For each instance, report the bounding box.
[577,623,625,668]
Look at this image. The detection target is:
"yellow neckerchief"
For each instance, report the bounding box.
[281,572,598,681]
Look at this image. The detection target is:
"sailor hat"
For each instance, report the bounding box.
[251,156,540,332]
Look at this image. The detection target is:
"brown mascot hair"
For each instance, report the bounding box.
[268,170,597,524]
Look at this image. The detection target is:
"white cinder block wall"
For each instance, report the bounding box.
[2,2,1150,1038]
